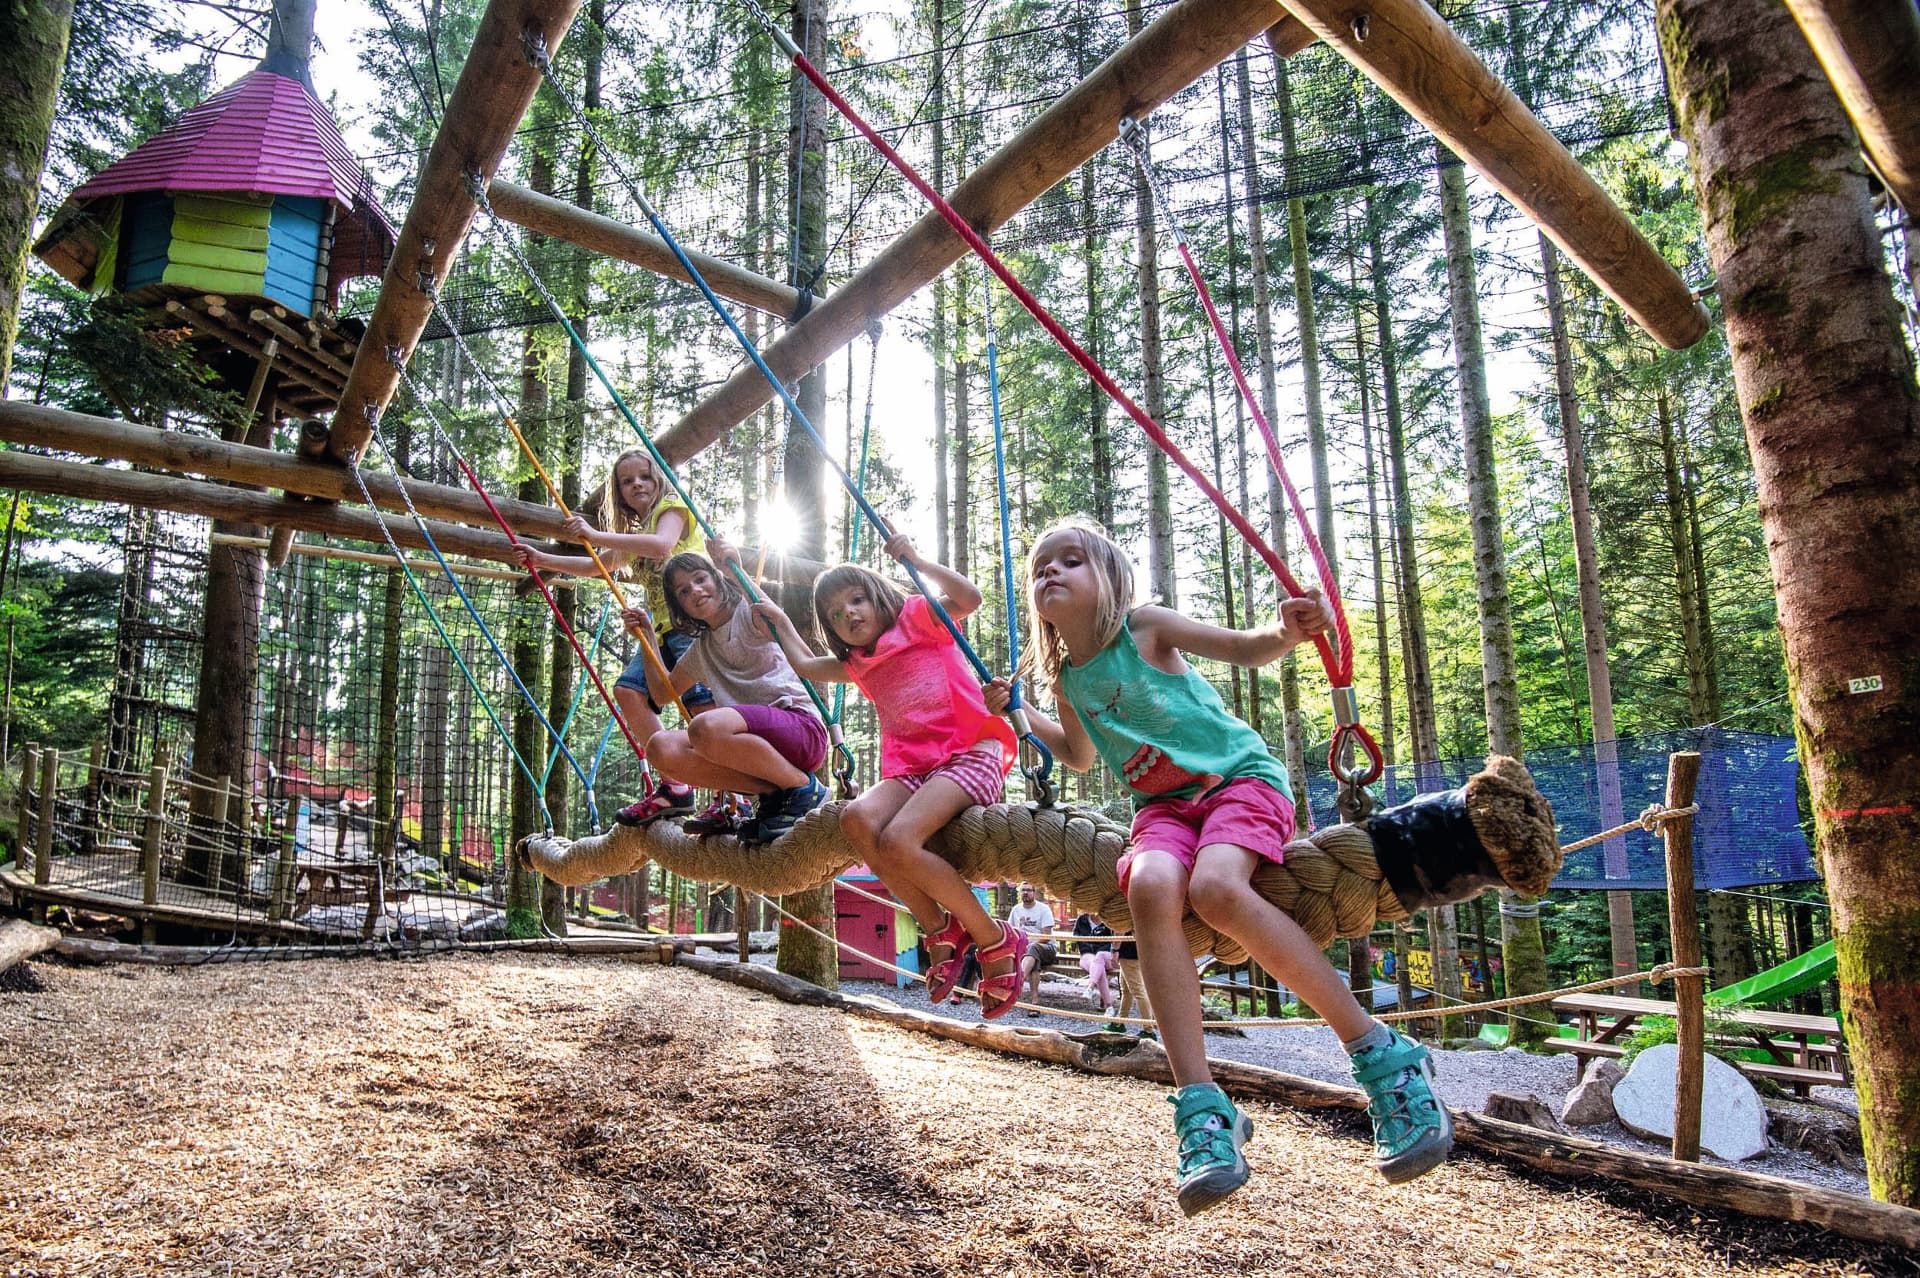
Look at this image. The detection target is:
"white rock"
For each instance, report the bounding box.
[1612,1043,1770,1160]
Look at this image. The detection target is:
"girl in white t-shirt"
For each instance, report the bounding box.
[642,543,827,844]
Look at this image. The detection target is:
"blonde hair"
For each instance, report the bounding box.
[1021,521,1136,690]
[811,564,907,660]
[596,447,664,534]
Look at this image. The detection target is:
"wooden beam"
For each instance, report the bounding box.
[329,0,585,465]
[0,449,527,565]
[0,399,570,539]
[1275,0,1710,349]
[1265,14,1318,58]
[210,533,525,582]
[652,0,1290,466]
[1782,0,1920,214]
[0,414,826,582]
[488,180,808,319]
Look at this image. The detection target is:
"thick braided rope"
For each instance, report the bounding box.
[520,801,1408,961]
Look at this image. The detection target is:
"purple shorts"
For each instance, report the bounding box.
[733,704,828,774]
[1117,777,1297,893]
[893,745,1006,809]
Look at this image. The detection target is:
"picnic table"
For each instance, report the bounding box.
[1548,992,1849,1096]
[290,858,410,919]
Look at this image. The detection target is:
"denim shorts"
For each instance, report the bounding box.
[614,628,715,715]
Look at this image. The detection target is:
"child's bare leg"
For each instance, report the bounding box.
[615,686,664,748]
[1187,843,1374,1042]
[1125,848,1211,1087]
[685,710,809,789]
[872,778,999,948]
[839,783,942,926]
[648,725,780,793]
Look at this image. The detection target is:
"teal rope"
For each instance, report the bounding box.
[344,462,553,829]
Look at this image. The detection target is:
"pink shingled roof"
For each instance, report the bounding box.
[72,68,386,227]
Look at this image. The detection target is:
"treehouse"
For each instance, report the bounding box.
[30,63,395,415]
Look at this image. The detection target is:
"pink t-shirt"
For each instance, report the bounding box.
[842,595,1016,779]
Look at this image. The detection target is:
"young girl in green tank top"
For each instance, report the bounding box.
[987,522,1452,1217]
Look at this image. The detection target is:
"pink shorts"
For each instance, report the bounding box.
[732,704,829,774]
[1117,777,1297,893]
[893,745,1006,809]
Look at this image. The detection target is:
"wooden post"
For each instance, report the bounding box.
[1661,750,1705,1162]
[141,748,168,944]
[34,748,57,886]
[268,794,300,922]
[735,886,750,962]
[80,740,102,855]
[15,743,35,872]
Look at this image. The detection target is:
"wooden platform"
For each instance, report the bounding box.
[0,855,492,942]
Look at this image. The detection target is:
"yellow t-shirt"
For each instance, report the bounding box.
[638,496,704,629]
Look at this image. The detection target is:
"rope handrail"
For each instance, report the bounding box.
[1558,803,1700,855]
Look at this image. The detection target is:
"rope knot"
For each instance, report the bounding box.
[1637,802,1667,833]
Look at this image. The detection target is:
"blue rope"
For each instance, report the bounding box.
[364,404,594,796]
[519,32,998,689]
[343,461,553,830]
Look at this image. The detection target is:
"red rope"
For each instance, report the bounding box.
[787,51,1383,785]
[448,453,653,774]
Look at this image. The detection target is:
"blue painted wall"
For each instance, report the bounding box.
[264,196,325,314]
[120,194,174,291]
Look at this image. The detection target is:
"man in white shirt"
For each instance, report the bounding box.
[1005,884,1058,1014]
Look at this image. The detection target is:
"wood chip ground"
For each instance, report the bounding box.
[0,954,1909,1277]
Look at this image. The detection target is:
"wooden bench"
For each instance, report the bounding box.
[290,859,411,918]
[1551,992,1849,1097]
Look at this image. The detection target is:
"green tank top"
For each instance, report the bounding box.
[1058,614,1292,809]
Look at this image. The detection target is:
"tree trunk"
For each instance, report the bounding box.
[1659,0,1920,1203]
[777,0,838,989]
[0,0,72,390]
[1275,61,1338,572]
[1129,0,1174,607]
[930,0,949,565]
[952,267,971,583]
[1438,150,1546,1046]
[512,320,550,932]
[1541,234,1636,990]
[182,395,275,887]
[1235,50,1306,792]
[1366,191,1439,772]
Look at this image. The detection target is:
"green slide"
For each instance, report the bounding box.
[1707,939,1837,1007]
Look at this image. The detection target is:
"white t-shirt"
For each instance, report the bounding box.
[1006,900,1056,935]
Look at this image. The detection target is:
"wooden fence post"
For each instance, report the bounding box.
[15,743,35,872]
[736,885,750,961]
[80,741,102,855]
[1662,750,1705,1162]
[268,794,300,922]
[141,747,169,945]
[34,748,58,887]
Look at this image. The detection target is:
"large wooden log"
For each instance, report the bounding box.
[652,0,1290,466]
[488,180,808,319]
[329,0,585,464]
[1274,0,1712,349]
[0,399,569,538]
[1782,0,1920,214]
[0,919,59,973]
[677,953,1920,1249]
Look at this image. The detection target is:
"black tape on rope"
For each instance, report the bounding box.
[1364,786,1506,913]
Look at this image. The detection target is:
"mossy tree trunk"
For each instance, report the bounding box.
[1658,0,1920,1205]
[0,0,71,390]
[776,0,836,989]
[1437,151,1548,1047]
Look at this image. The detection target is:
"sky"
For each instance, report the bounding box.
[152,1,1551,584]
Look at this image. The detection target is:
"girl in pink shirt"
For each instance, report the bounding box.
[754,532,1026,1018]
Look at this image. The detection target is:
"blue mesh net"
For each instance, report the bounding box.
[1302,728,1815,890]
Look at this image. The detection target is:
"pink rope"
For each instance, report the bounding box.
[788,52,1383,785]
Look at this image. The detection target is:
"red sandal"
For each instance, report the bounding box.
[924,913,974,1005]
[975,921,1030,1021]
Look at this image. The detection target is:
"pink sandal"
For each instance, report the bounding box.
[924,913,974,1005]
[974,921,1030,1021]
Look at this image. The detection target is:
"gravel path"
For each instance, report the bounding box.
[831,966,1872,1199]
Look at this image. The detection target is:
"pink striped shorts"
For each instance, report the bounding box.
[893,744,1007,809]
